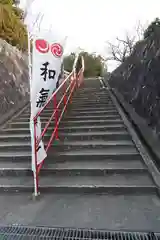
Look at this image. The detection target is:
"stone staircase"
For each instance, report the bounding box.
[0,78,159,197]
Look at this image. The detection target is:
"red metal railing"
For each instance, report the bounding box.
[33,67,84,196]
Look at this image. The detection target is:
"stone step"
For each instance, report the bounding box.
[6,121,55,128]
[69,110,118,115]
[63,115,122,121]
[0,169,149,177]
[0,174,156,194]
[23,108,52,114]
[7,119,124,129]
[71,103,115,108]
[18,112,64,118]
[72,103,112,108]
[73,92,110,96]
[0,151,32,162]
[76,92,108,96]
[0,149,142,162]
[0,124,127,136]
[77,88,103,92]
[61,119,123,126]
[0,140,137,152]
[15,114,121,122]
[43,159,146,170]
[72,96,111,101]
[71,99,111,104]
[1,83,158,203]
[24,106,62,112]
[61,131,131,141]
[73,92,109,95]
[61,124,126,132]
[71,99,113,104]
[72,96,113,101]
[70,107,116,112]
[25,109,119,117]
[58,139,134,145]
[51,149,142,161]
[24,108,118,115]
[0,159,146,171]
[12,117,54,123]
[76,90,108,93]
[71,108,118,115]
[0,162,147,177]
[54,145,138,154]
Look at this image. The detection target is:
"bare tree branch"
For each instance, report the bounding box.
[136,20,145,40]
[29,13,42,39]
[106,21,145,63]
[23,0,36,19]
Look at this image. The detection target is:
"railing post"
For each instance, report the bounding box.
[54,94,59,140]
[63,81,67,107]
[73,71,77,89]
[79,70,83,87]
[82,71,84,86]
[33,119,38,198]
[70,75,74,104]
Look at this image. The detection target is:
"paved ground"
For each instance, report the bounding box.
[0,80,160,232]
[0,193,160,231]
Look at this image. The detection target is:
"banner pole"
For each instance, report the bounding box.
[33,119,38,197]
[27,28,37,197]
[27,29,32,91]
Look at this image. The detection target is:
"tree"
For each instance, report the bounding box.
[144,18,160,39]
[12,5,24,19]
[0,0,13,4]
[64,51,104,77]
[12,0,20,5]
[106,34,135,63]
[63,53,75,72]
[0,0,28,51]
[106,21,145,63]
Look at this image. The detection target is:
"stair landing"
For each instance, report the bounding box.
[0,78,160,231]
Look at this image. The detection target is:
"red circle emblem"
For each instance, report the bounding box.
[35,39,49,53]
[51,43,63,57]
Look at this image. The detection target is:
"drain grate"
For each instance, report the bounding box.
[0,226,159,240]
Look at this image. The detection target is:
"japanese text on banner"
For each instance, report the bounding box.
[30,31,66,171]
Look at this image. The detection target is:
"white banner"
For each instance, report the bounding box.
[30,116,47,170]
[30,30,66,171]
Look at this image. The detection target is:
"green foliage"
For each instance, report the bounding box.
[63,53,75,72]
[0,0,27,51]
[64,51,104,77]
[12,6,24,19]
[12,0,20,5]
[144,18,160,39]
[0,0,13,5]
[81,52,103,77]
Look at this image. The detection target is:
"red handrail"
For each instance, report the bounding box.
[34,72,73,146]
[33,67,84,196]
[34,71,73,121]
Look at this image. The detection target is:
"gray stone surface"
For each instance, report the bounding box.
[0,78,159,232]
[0,193,160,231]
[0,159,146,170]
[0,39,29,124]
[107,34,160,136]
[0,173,154,186]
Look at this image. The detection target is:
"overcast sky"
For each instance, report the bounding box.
[21,0,160,71]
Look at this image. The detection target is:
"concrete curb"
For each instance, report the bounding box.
[0,101,29,129]
[103,79,160,169]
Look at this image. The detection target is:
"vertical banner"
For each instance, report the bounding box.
[30,30,66,171]
[81,56,85,72]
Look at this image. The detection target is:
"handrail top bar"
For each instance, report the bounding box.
[34,70,73,121]
[64,70,70,74]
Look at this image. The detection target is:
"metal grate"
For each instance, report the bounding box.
[0,225,159,240]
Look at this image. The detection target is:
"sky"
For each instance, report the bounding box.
[21,0,160,71]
